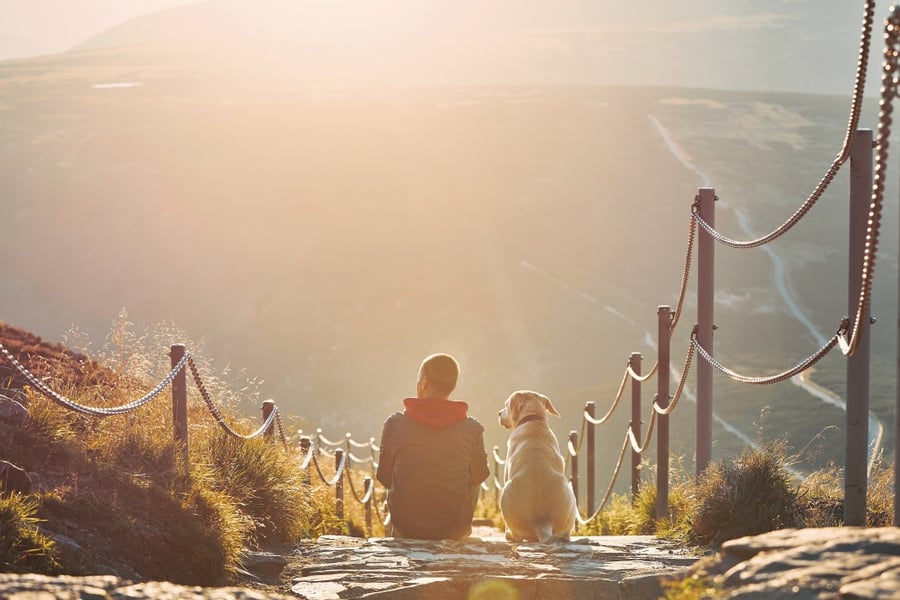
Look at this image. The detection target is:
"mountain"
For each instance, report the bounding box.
[70,0,879,96]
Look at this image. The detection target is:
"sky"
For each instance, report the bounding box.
[0,1,885,96]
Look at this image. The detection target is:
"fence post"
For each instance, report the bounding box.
[261,400,275,443]
[335,448,345,521]
[364,476,373,537]
[586,401,595,516]
[847,128,873,526]
[696,187,716,477]
[170,344,189,463]
[492,446,502,507]
[656,306,671,520]
[569,430,579,509]
[630,352,642,504]
[300,436,312,487]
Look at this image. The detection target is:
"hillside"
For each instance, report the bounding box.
[0,321,325,588]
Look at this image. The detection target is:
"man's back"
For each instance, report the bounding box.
[377,408,489,539]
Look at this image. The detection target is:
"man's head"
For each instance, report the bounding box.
[416,353,459,400]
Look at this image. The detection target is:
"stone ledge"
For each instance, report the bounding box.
[286,532,694,599]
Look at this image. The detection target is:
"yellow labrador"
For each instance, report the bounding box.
[498,390,576,543]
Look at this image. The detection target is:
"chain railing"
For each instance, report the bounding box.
[2,0,896,536]
[0,342,289,451]
[691,0,875,250]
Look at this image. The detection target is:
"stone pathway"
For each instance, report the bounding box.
[286,528,696,599]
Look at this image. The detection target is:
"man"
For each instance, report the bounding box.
[376,353,490,540]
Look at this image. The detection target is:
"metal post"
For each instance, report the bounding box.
[261,400,275,442]
[586,401,596,516]
[335,448,345,520]
[656,306,671,520]
[300,437,312,487]
[696,188,716,476]
[569,430,579,509]
[492,446,502,507]
[364,476,373,537]
[170,344,188,463]
[847,128,873,526]
[630,352,642,503]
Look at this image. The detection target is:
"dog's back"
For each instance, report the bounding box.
[501,417,576,543]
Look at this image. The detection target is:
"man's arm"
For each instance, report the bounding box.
[469,425,491,485]
[376,417,395,488]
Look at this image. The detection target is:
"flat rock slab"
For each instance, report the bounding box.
[286,530,695,599]
[689,526,900,599]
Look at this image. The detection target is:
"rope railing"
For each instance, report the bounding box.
[1,0,895,536]
[0,341,289,448]
[0,342,189,416]
[691,0,875,250]
[693,320,848,385]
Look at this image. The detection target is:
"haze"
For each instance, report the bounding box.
[0,0,882,96]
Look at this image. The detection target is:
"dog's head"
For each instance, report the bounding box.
[498,390,561,429]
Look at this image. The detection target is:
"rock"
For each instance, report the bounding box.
[0,393,27,426]
[687,527,900,599]
[0,573,298,599]
[0,459,32,495]
[240,550,288,582]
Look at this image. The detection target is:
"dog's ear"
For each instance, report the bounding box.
[541,395,561,417]
[510,393,525,422]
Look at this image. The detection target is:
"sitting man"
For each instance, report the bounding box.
[376,353,490,540]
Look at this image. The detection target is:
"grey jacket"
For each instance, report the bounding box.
[376,402,490,540]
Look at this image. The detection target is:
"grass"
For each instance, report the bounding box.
[4,312,896,587]
[0,313,375,583]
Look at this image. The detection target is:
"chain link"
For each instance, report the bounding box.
[0,342,188,416]
[693,320,846,385]
[187,357,277,440]
[309,450,347,487]
[691,0,875,249]
[670,211,697,331]
[652,341,695,416]
[575,430,630,525]
[840,5,900,356]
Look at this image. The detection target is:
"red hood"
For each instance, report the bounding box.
[403,397,469,428]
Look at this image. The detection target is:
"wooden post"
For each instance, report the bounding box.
[630,352,642,503]
[364,476,373,537]
[170,344,188,463]
[656,306,671,520]
[586,401,596,516]
[261,400,276,443]
[696,188,716,477]
[335,448,345,520]
[847,128,873,526]
[300,436,312,487]
[568,430,579,510]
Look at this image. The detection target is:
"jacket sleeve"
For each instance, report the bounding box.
[469,422,491,486]
[376,417,395,488]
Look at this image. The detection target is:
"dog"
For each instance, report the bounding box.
[498,390,576,543]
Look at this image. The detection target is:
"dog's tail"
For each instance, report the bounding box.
[534,522,554,544]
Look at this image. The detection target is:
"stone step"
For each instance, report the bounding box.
[286,530,695,599]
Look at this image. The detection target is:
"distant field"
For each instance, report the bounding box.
[1,47,895,482]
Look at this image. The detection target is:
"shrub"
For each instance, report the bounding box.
[0,493,58,573]
[688,442,801,547]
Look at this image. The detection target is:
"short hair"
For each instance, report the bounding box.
[418,353,459,395]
